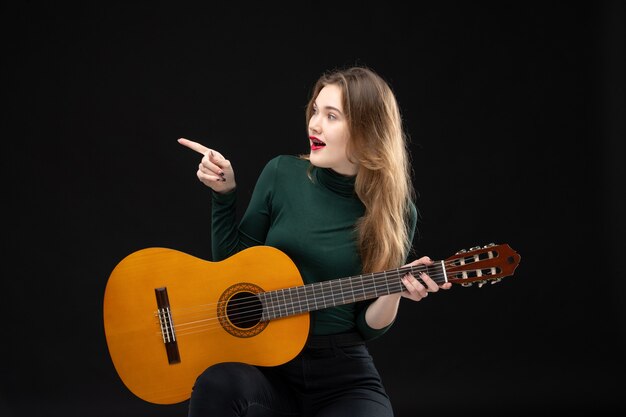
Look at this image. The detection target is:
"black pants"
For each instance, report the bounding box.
[188,332,394,417]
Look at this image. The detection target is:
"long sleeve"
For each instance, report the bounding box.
[210,158,278,261]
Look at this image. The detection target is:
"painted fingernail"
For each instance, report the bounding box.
[219,172,225,176]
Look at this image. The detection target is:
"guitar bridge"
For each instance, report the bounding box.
[155,287,181,365]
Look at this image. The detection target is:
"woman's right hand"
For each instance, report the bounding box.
[178,138,236,194]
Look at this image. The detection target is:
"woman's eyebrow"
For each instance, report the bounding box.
[321,105,344,115]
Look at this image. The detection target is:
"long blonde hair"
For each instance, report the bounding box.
[304,66,415,273]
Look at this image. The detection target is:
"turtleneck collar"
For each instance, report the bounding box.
[313,165,357,198]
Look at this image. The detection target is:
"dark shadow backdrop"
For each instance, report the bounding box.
[3,1,624,416]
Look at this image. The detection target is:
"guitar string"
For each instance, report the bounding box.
[170,269,504,338]
[167,254,498,319]
[167,274,430,335]
[169,266,449,321]
[163,256,503,335]
[168,279,412,337]
[165,265,504,337]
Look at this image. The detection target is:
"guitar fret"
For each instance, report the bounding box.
[298,286,307,314]
[313,283,320,310]
[374,274,382,297]
[304,284,312,311]
[322,281,329,308]
[360,275,368,301]
[286,288,293,317]
[265,292,273,321]
[302,285,310,312]
[329,281,335,307]
[336,280,341,305]
[348,276,355,303]
[292,287,300,314]
[339,280,345,304]
[359,275,366,301]
[265,291,271,319]
[361,275,369,299]
[366,273,377,299]
[273,290,281,319]
[281,288,288,317]
[259,292,267,321]
[294,287,300,314]
[332,280,342,306]
[266,291,273,320]
[280,289,287,318]
[389,273,400,293]
[295,287,301,313]
[287,288,294,316]
[383,270,390,295]
[267,291,274,319]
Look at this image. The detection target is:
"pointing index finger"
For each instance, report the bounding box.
[178,137,210,155]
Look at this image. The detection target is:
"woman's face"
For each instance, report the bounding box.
[308,84,357,176]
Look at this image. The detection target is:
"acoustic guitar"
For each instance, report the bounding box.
[103,243,520,405]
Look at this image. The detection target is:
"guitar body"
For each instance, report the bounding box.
[103,246,310,405]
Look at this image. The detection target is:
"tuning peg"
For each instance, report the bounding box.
[456,249,467,255]
[478,280,487,288]
[469,246,481,251]
[484,243,496,248]
[461,282,472,287]
[490,278,502,285]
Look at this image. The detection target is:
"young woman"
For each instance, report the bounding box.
[178,66,451,417]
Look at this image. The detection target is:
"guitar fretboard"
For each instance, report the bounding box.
[259,263,446,321]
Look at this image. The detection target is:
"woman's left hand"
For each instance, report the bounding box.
[400,256,452,301]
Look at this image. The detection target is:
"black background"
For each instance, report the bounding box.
[3,1,625,416]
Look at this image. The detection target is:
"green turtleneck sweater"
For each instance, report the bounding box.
[211,155,417,340]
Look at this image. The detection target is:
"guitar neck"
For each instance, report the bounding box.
[260,263,446,321]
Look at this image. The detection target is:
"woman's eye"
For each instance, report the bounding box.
[328,113,336,120]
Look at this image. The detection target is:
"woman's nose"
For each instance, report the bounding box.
[309,115,321,133]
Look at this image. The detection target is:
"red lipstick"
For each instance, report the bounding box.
[309,136,326,151]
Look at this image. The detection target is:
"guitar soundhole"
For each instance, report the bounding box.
[218,282,268,338]
[227,292,262,329]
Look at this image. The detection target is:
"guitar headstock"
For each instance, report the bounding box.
[445,243,520,287]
